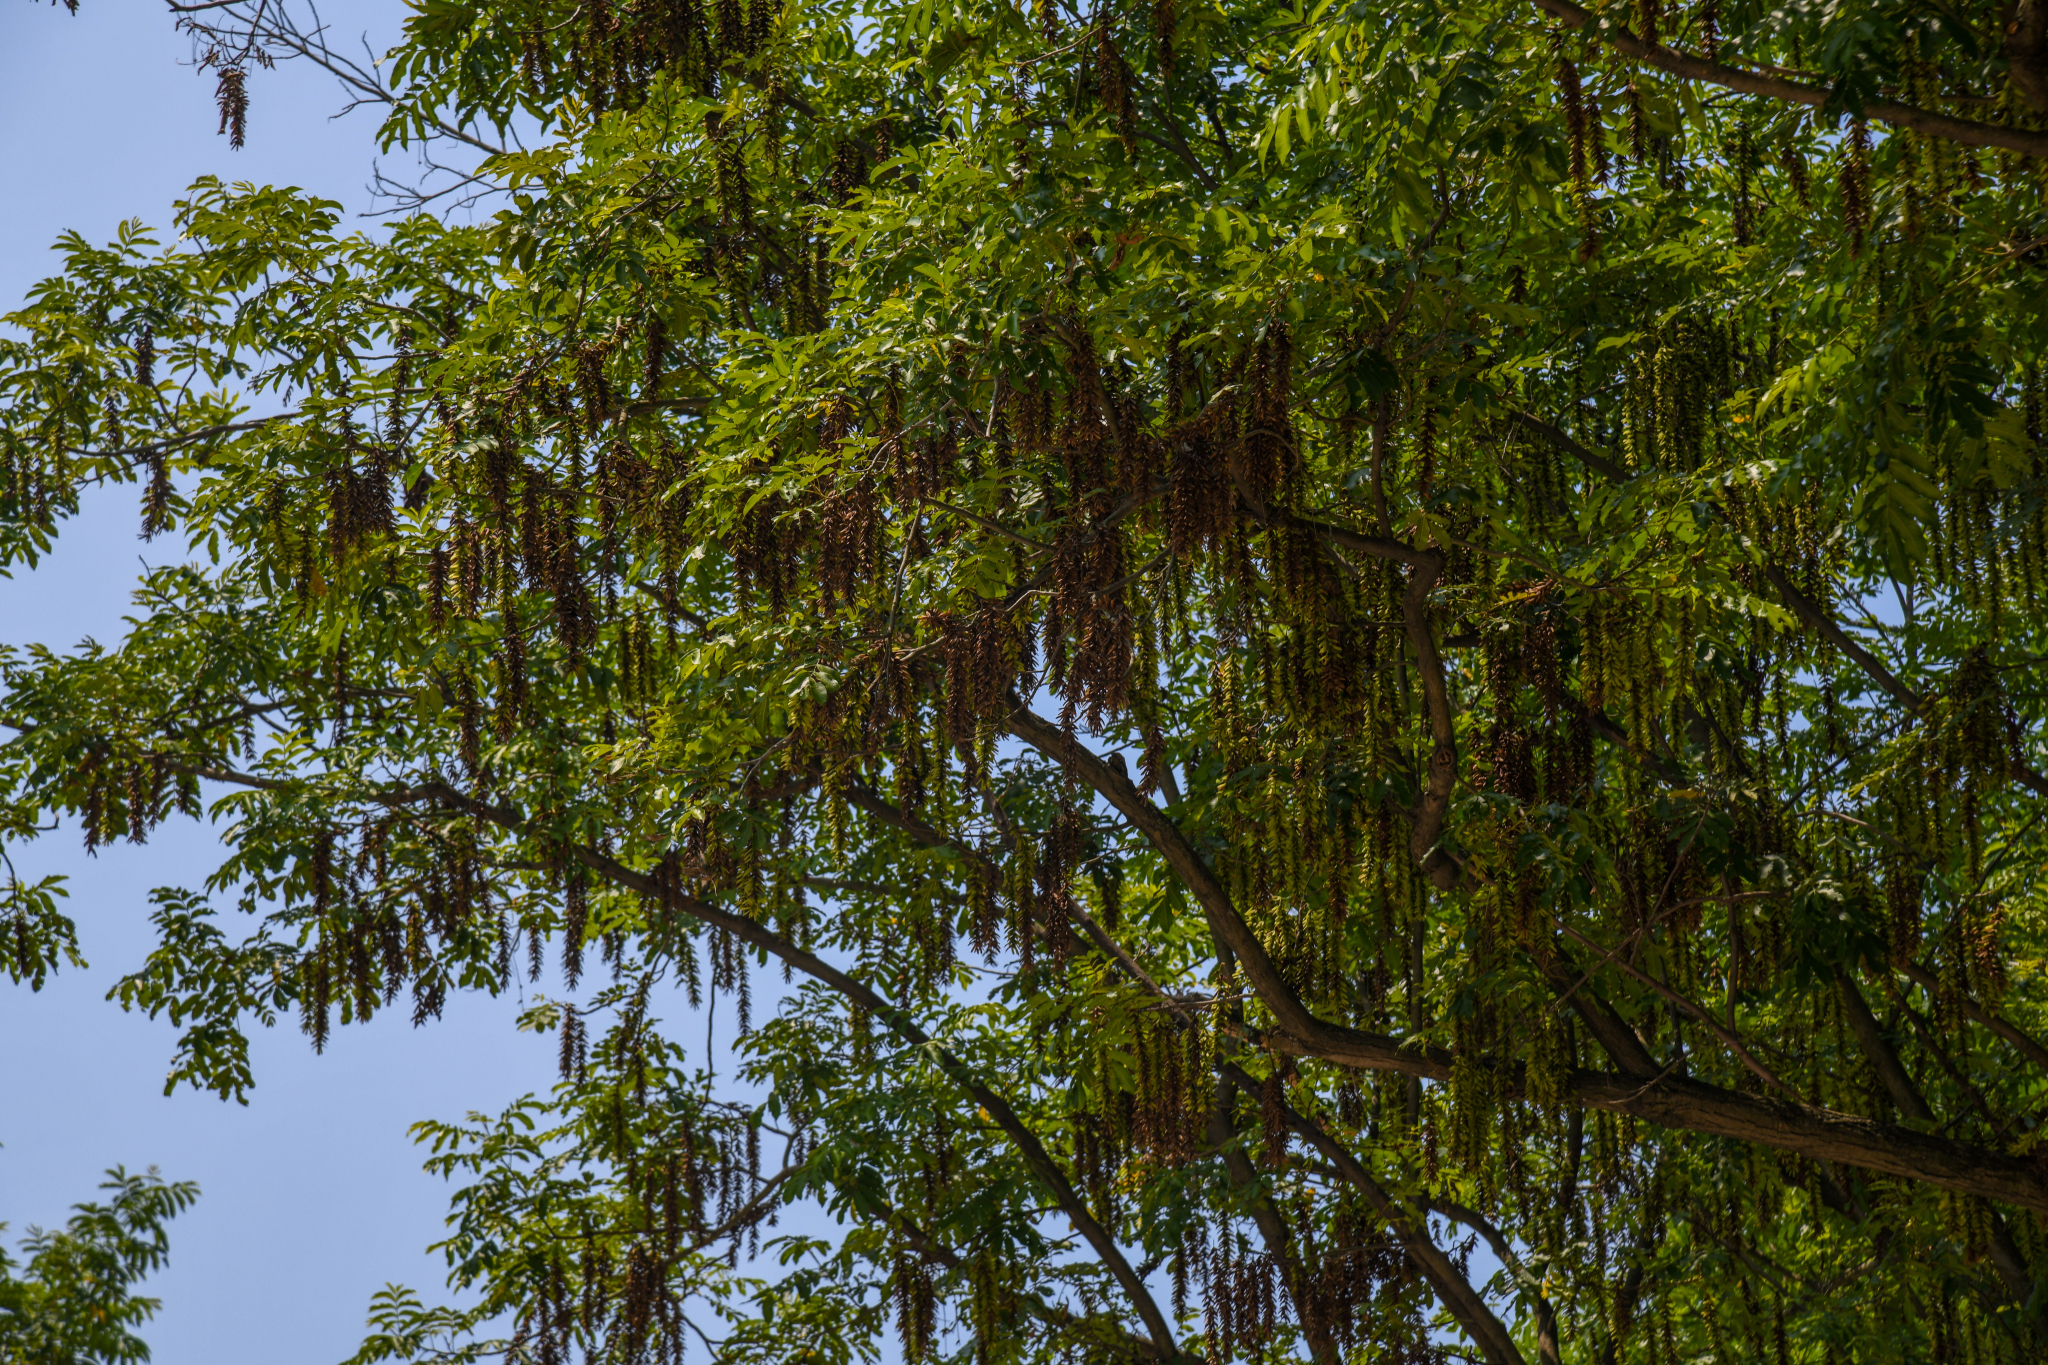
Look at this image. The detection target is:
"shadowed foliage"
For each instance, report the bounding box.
[5,0,2048,1362]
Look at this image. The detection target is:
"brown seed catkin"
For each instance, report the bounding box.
[214,66,249,149]
[1841,119,1872,255]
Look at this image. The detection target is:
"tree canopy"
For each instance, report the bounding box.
[5,0,2048,1362]
[0,1169,197,1365]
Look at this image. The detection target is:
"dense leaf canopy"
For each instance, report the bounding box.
[6,0,2048,1362]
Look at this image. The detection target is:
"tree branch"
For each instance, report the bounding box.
[1837,970,2040,1321]
[174,0,510,159]
[395,778,1188,1360]
[1507,404,2048,798]
[1506,410,1631,485]
[997,706,2048,1211]
[1835,968,1934,1124]
[1400,548,1461,889]
[874,1200,1157,1360]
[838,771,1181,1012]
[1529,0,2048,160]
[1897,960,2048,1076]
[1215,1062,1526,1365]
[1203,1077,1341,1365]
[1426,1198,1562,1365]
[1762,565,2048,797]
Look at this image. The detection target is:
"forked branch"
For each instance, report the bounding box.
[1215,1063,1526,1365]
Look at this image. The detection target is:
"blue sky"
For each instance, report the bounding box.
[0,5,557,1361]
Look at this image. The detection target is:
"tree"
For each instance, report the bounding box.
[4,0,2047,1362]
[0,1169,198,1365]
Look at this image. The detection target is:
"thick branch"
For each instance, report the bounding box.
[2016,0,2048,114]
[1530,0,2048,159]
[1835,969,1933,1124]
[1001,701,1333,1051]
[998,709,2048,1211]
[1194,502,1460,884]
[1838,971,2040,1319]
[1531,941,1659,1077]
[1560,1069,2048,1212]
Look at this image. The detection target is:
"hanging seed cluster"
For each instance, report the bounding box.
[491,1013,790,1365]
[7,2,2048,1363]
[28,280,2045,1363]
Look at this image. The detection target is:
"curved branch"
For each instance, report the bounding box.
[184,746,2041,1214]
[1529,0,2048,160]
[998,706,2048,1212]
[398,778,1186,1361]
[1552,918,1796,1099]
[1272,511,1429,567]
[1224,502,1459,884]
[1215,1062,1526,1365]
[1837,971,2041,1322]
[1203,1078,1341,1365]
[1400,549,1460,888]
[686,1162,798,1251]
[1426,1199,1561,1365]
[1897,960,2048,1076]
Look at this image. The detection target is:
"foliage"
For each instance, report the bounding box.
[6,0,2048,1363]
[0,1169,198,1365]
